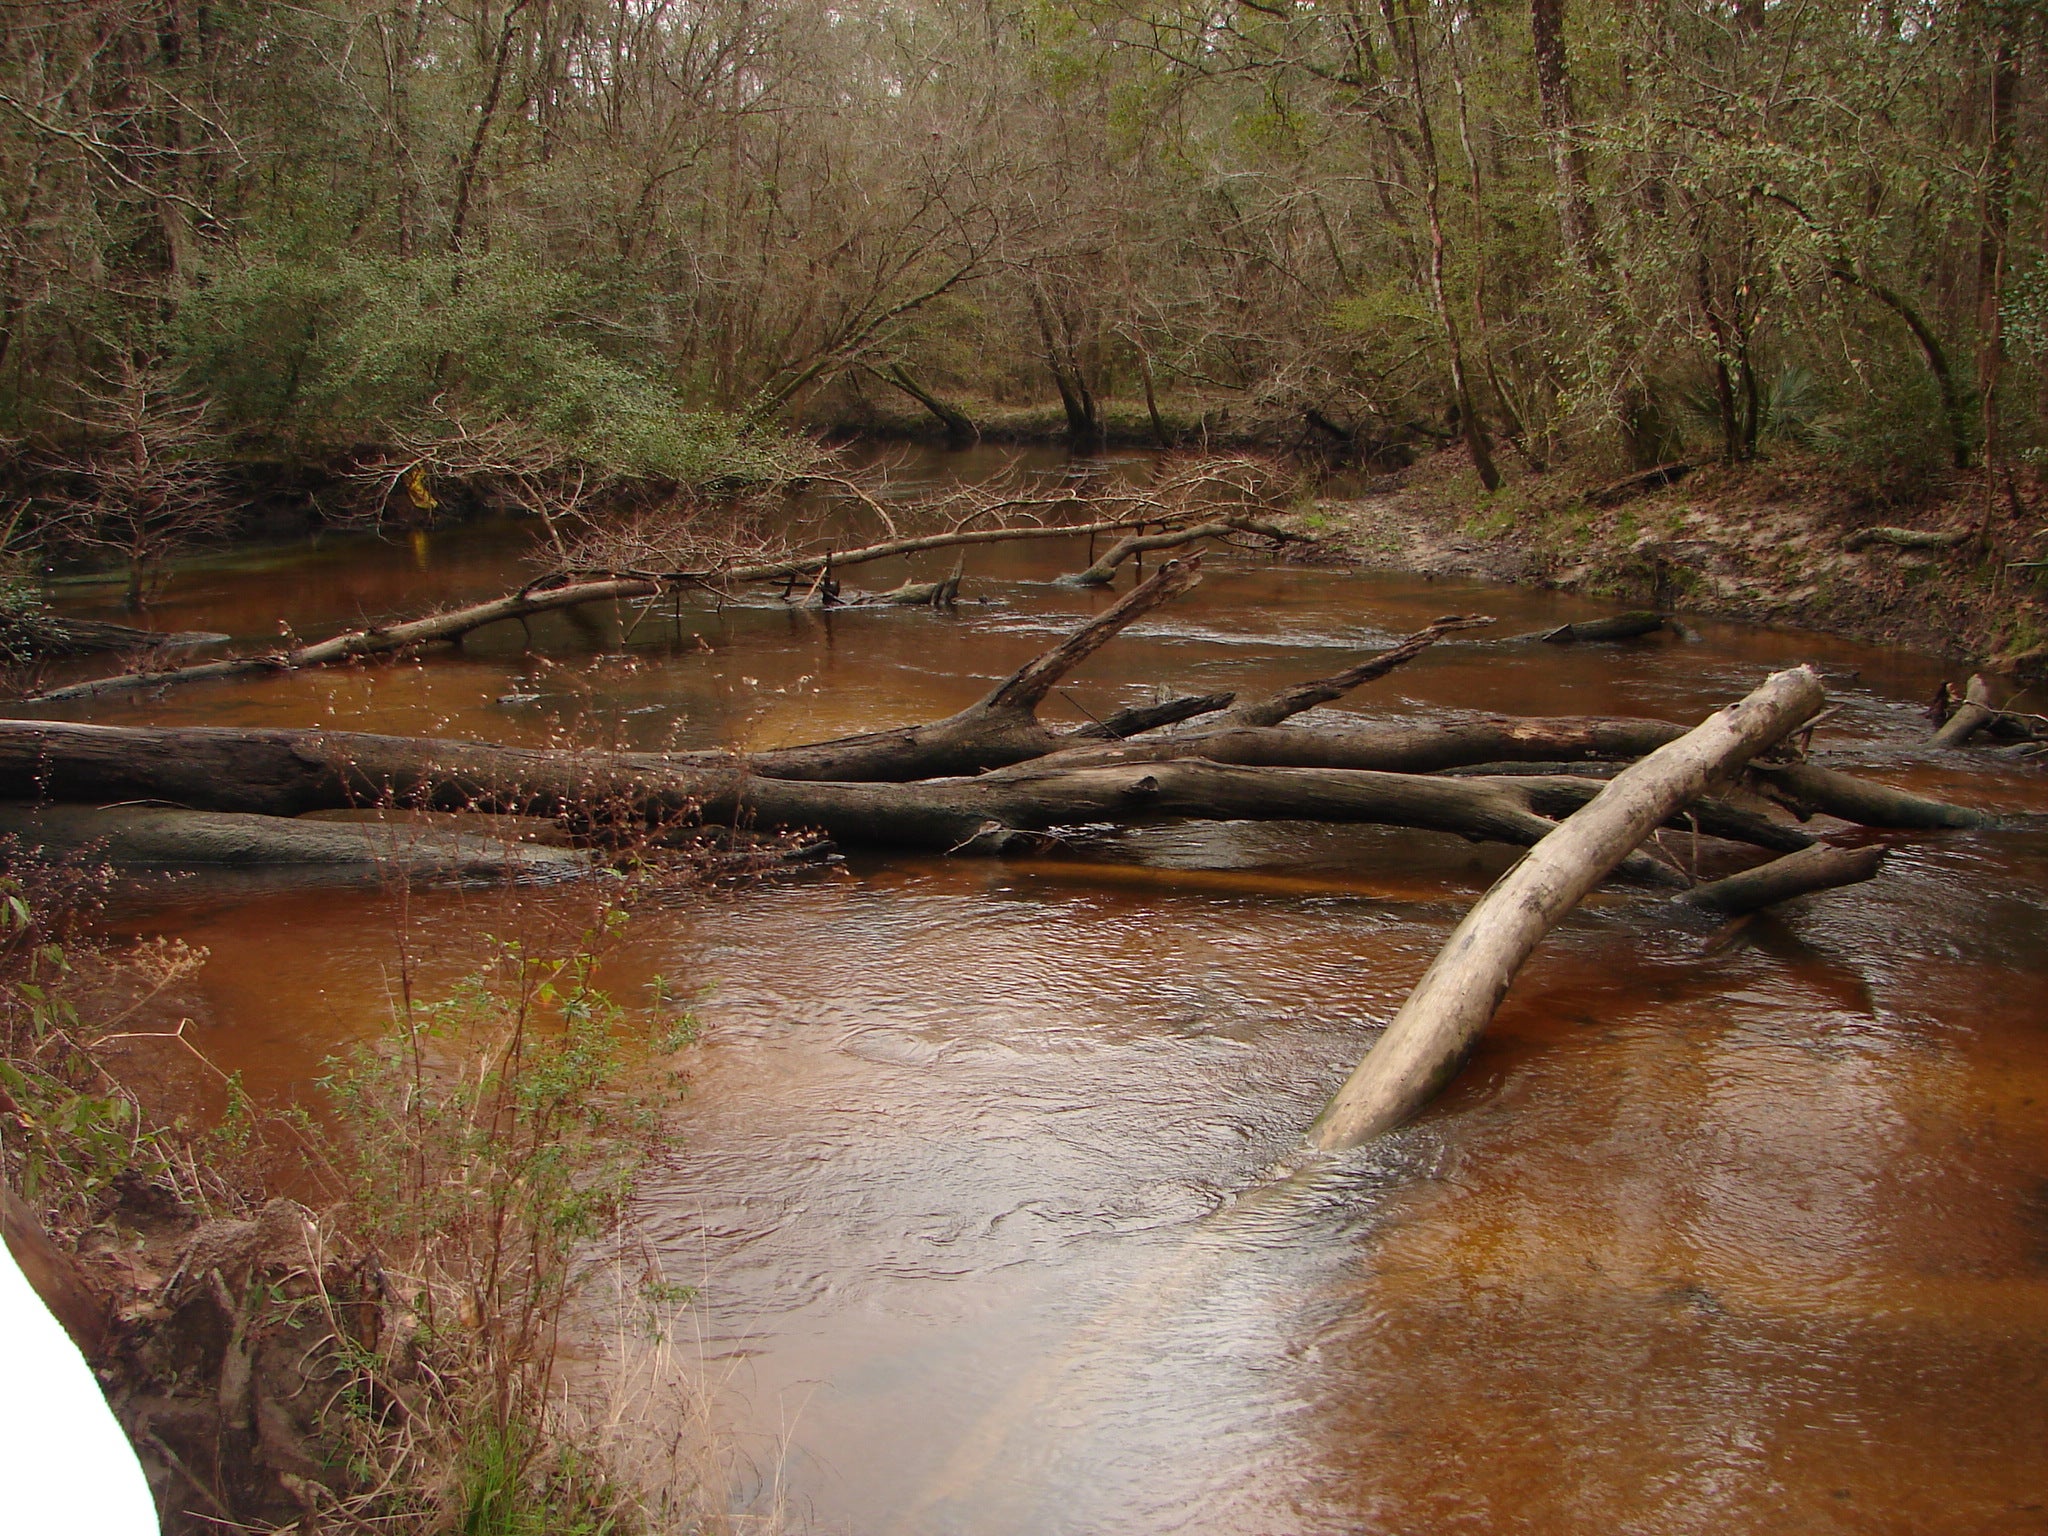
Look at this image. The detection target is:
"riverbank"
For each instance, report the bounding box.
[1298,447,2048,683]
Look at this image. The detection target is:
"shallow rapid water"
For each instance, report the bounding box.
[35,448,2048,1534]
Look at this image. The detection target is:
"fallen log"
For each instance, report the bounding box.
[1060,516,1301,587]
[31,514,1214,704]
[1510,611,1667,644]
[1071,692,1238,741]
[1211,615,1493,728]
[599,513,1156,589]
[1446,753,1994,832]
[744,559,1206,780]
[1309,664,1827,1152]
[739,762,1695,871]
[1845,525,1972,554]
[0,803,594,885]
[1585,462,1693,507]
[32,575,662,704]
[1750,760,1991,829]
[1014,714,1691,776]
[0,718,1682,871]
[854,560,965,607]
[1673,841,1887,916]
[2,1182,108,1358]
[1931,673,1999,748]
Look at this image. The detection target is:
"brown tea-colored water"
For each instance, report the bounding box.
[37,448,2048,1533]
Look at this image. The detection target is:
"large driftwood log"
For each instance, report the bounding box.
[1751,760,1990,829]
[650,513,1151,587]
[0,718,1686,868]
[1021,714,1687,776]
[1845,525,1972,554]
[1535,611,1667,643]
[1309,664,1828,1152]
[1445,754,1994,831]
[9,617,228,658]
[0,804,592,885]
[0,689,1985,865]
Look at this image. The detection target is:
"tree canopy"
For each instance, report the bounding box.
[0,0,2038,483]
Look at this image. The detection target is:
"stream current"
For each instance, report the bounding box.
[29,447,2048,1534]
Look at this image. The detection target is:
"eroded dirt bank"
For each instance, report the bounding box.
[1304,450,2048,683]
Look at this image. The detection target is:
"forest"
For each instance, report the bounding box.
[0,0,2040,530]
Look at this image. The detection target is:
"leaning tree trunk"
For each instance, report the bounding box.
[1309,664,1826,1151]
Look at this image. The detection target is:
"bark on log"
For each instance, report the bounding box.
[33,516,1203,703]
[0,804,593,885]
[1068,692,1237,741]
[617,515,1156,588]
[33,576,663,704]
[1516,611,1667,644]
[1845,525,1972,554]
[854,560,965,607]
[1507,775,1814,852]
[1014,714,1691,776]
[1212,614,1493,728]
[10,617,228,657]
[1673,842,1886,916]
[1585,463,1693,506]
[1459,754,1994,831]
[1750,761,1992,829]
[739,761,1689,873]
[1309,664,1827,1151]
[1060,516,1300,587]
[1932,673,1997,747]
[0,718,1684,872]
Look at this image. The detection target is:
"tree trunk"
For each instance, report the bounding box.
[0,717,1698,869]
[1060,517,1297,588]
[449,0,531,257]
[1674,841,1885,917]
[1032,292,1101,451]
[1823,262,1972,469]
[1309,664,1827,1150]
[1975,18,2019,492]
[873,362,978,445]
[0,804,592,886]
[1384,0,1501,491]
[1931,673,1997,748]
[1531,0,1597,276]
[34,577,662,703]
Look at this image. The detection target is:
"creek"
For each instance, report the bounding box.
[27,446,2048,1534]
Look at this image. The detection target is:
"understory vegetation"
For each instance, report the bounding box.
[0,862,753,1533]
